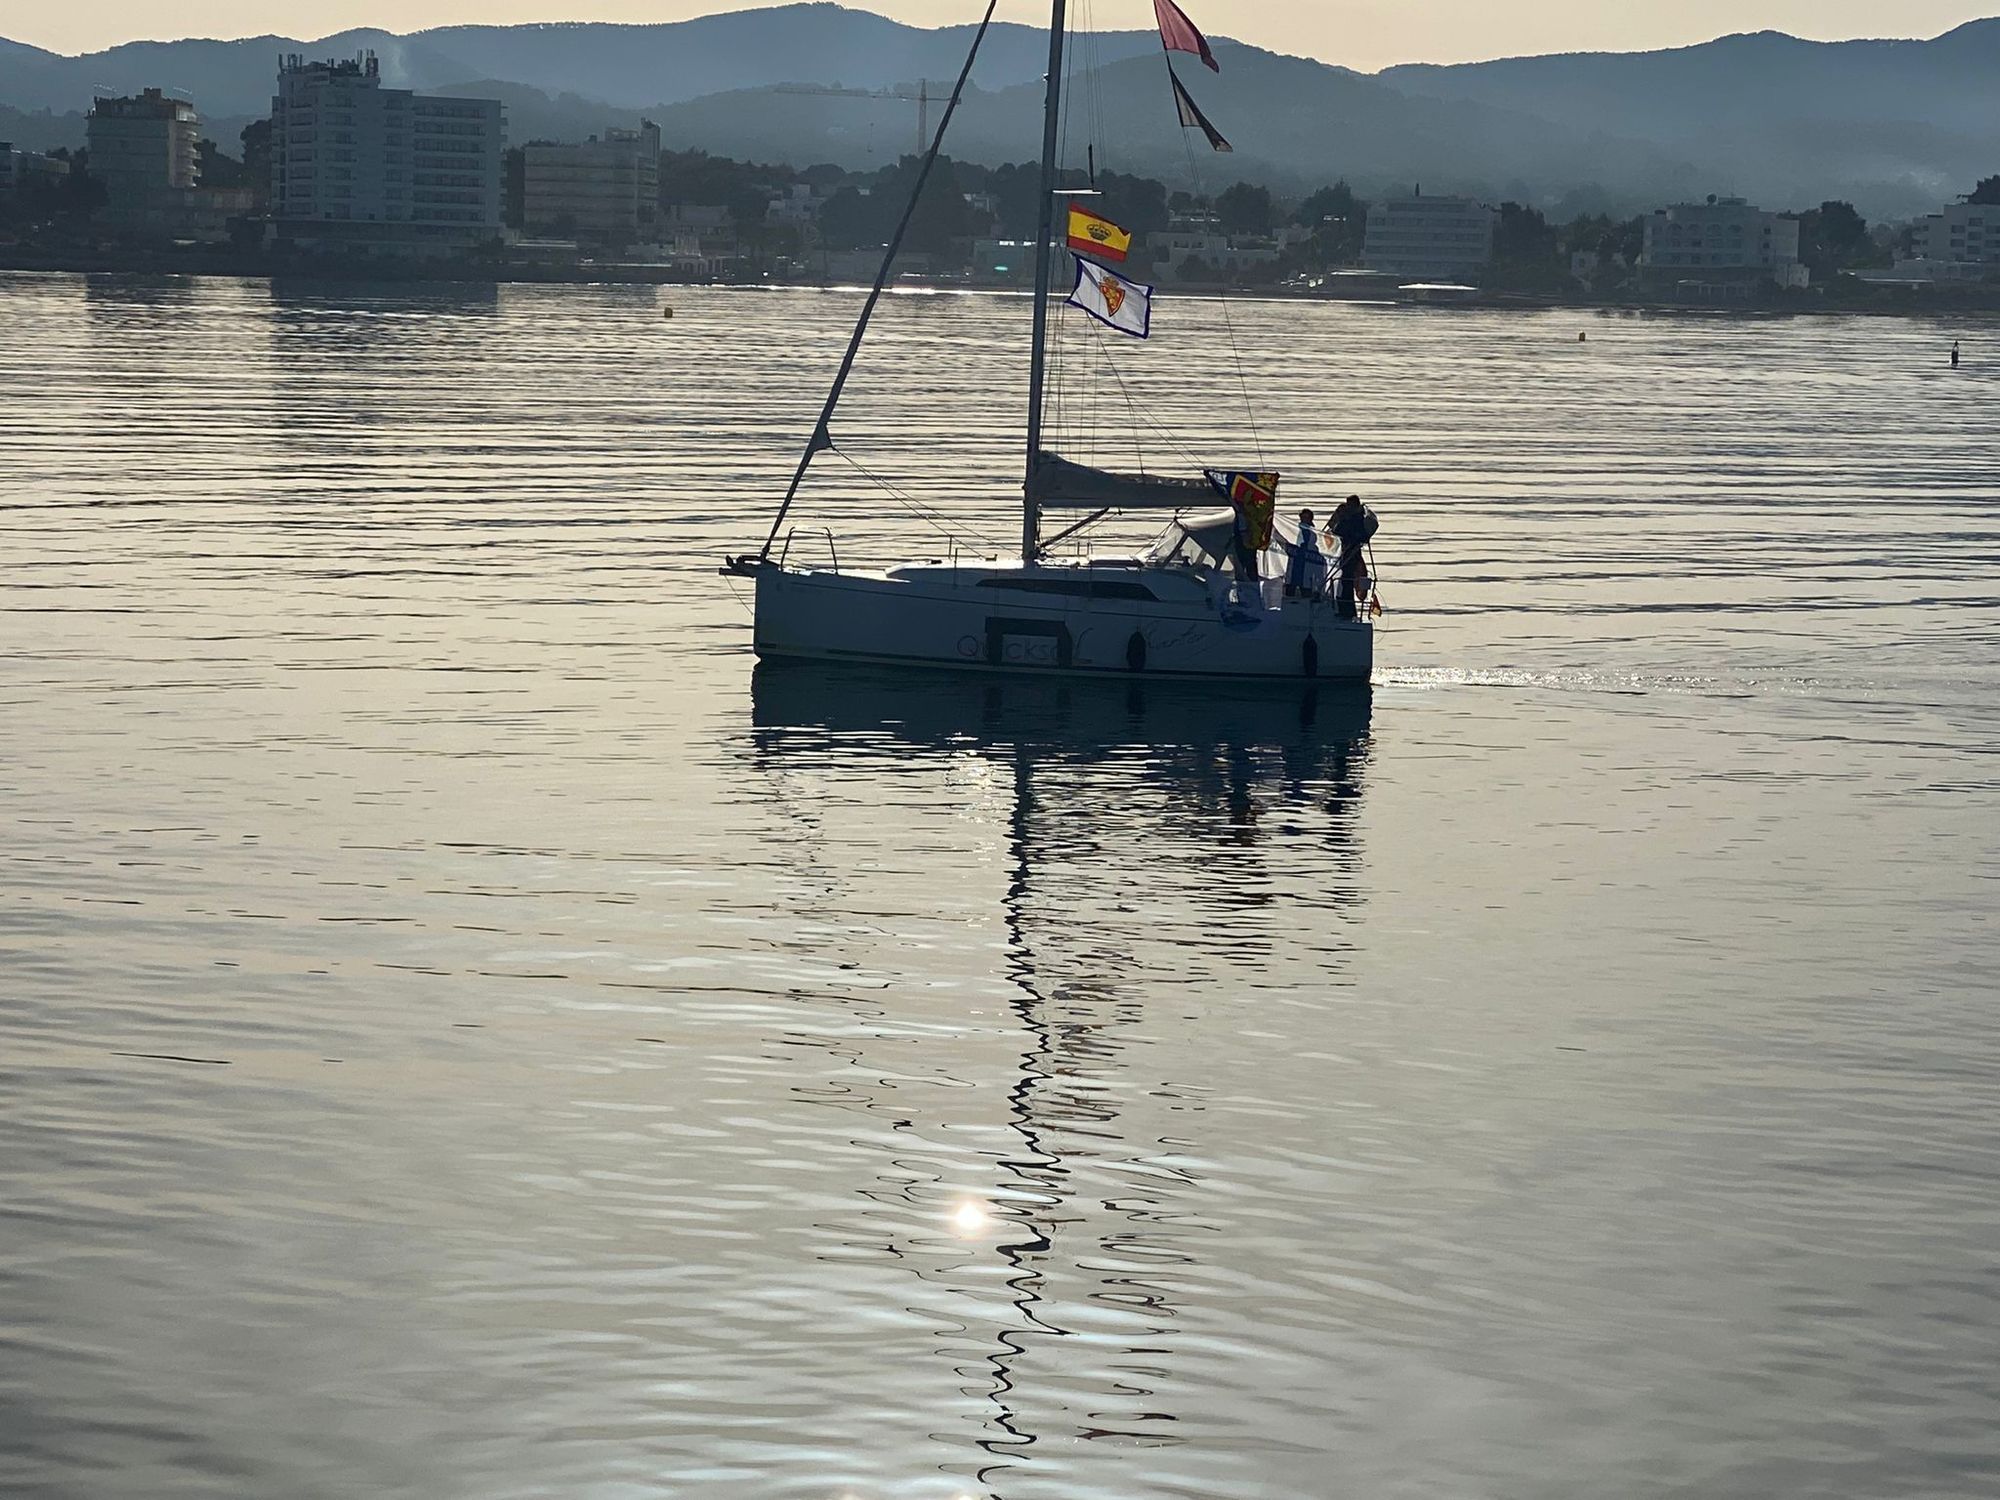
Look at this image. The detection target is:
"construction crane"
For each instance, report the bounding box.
[771,81,932,157]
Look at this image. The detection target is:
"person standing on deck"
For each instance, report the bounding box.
[1327,494,1378,621]
[1952,341,1961,368]
[1285,509,1327,599]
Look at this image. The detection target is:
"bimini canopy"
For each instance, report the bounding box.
[1030,451,1214,510]
[1142,507,1238,567]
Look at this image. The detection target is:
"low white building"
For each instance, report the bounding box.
[969,237,1046,283]
[1149,223,1280,280]
[767,183,820,225]
[1641,196,1801,279]
[1362,193,1496,281]
[1911,201,1999,266]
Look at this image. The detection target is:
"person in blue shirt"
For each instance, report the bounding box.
[1284,508,1327,599]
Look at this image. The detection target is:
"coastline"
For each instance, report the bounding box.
[4,244,1998,317]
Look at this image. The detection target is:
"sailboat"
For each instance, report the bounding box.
[723,0,1374,682]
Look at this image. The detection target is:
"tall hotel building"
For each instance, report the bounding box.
[86,88,200,220]
[271,54,505,257]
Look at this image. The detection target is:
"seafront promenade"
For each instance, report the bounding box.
[6,245,2000,315]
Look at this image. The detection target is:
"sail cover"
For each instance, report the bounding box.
[1030,452,1214,510]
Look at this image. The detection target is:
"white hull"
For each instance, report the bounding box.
[749,560,1371,681]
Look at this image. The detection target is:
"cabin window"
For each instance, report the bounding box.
[978,577,1160,602]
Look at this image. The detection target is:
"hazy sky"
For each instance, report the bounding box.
[11,0,1996,69]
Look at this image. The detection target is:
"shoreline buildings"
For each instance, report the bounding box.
[85,88,251,240]
[1361,192,1498,282]
[0,142,71,199]
[271,54,505,258]
[1639,196,1807,288]
[523,122,661,245]
[85,88,199,208]
[1911,200,1996,268]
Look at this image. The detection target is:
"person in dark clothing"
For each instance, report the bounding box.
[1326,494,1378,620]
[1952,340,1961,368]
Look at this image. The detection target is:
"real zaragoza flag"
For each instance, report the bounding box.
[1067,257,1154,338]
[1066,205,1133,264]
[1207,469,1280,548]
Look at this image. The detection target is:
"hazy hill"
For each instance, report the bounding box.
[1384,21,2000,214]
[0,101,84,152]
[401,10,1161,108]
[0,5,1156,117]
[648,41,1701,204]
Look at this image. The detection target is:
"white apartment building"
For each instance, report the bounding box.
[1641,196,1800,277]
[1149,221,1281,280]
[1911,200,1999,266]
[86,89,199,216]
[767,183,820,226]
[522,121,660,243]
[1362,193,1497,282]
[271,54,505,257]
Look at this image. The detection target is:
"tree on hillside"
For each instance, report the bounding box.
[1215,181,1274,234]
[238,119,272,213]
[1796,200,1880,276]
[815,155,972,258]
[816,185,882,249]
[195,139,248,190]
[658,149,790,219]
[1563,212,1643,265]
[896,154,973,255]
[1494,202,1559,264]
[1086,169,1169,238]
[502,146,527,229]
[1294,181,1367,264]
[981,161,1042,238]
[0,147,106,233]
[1294,181,1358,228]
[1489,202,1565,291]
[1969,175,2000,205]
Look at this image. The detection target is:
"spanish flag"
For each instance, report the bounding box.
[1066,206,1132,264]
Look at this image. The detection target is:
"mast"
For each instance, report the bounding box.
[1021,0,1069,564]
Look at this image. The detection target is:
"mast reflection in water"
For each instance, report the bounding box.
[748,665,1372,1495]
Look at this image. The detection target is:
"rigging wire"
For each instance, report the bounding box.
[1045,6,1266,488]
[755,0,1003,559]
[1046,7,1081,453]
[1084,315,1206,468]
[1164,55,1266,468]
[830,447,1002,553]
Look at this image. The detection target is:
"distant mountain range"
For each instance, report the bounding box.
[3,3,1997,219]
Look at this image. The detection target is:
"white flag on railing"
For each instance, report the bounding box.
[1066,256,1154,339]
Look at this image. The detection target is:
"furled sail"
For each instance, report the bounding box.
[1029,451,1215,510]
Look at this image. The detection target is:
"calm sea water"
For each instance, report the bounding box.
[2,271,1998,1499]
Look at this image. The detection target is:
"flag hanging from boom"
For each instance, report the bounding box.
[1169,65,1233,152]
[1154,0,1219,71]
